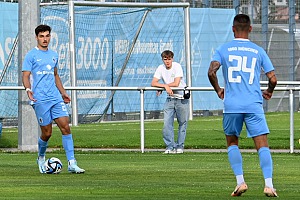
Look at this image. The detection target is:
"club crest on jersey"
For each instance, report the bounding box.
[46,64,51,70]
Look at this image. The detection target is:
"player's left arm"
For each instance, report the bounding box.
[262,70,277,100]
[54,67,70,104]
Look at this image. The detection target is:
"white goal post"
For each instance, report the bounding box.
[41,1,191,126]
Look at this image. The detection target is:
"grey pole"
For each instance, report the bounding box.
[233,0,239,15]
[184,6,193,120]
[69,0,78,126]
[261,1,269,112]
[289,0,295,81]
[289,89,294,153]
[140,89,145,153]
[18,0,41,151]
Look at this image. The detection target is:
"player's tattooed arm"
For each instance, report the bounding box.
[263,70,277,100]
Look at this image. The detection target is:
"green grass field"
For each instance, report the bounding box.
[0,112,299,199]
[1,112,300,149]
[0,152,299,199]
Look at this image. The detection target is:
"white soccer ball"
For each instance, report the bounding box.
[44,157,63,174]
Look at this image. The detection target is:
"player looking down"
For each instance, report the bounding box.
[22,24,85,174]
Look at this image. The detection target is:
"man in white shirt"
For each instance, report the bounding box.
[151,50,189,154]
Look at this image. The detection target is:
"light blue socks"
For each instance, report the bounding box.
[258,147,274,188]
[62,134,75,161]
[228,145,274,188]
[38,137,48,157]
[228,145,243,176]
[258,147,273,179]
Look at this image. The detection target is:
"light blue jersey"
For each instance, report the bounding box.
[212,39,274,113]
[22,47,62,105]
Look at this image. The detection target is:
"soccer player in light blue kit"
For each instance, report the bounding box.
[208,14,278,197]
[22,25,85,174]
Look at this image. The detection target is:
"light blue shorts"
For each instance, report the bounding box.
[223,113,269,138]
[32,101,69,126]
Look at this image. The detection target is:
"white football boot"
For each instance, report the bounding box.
[68,159,85,174]
[37,156,46,174]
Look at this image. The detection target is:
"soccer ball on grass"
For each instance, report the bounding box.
[44,157,63,174]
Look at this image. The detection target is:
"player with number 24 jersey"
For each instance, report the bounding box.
[208,14,278,197]
[212,39,274,113]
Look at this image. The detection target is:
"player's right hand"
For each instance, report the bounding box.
[26,90,37,102]
[165,85,173,95]
[62,93,71,104]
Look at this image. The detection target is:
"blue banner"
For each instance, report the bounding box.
[190,8,235,110]
[0,3,234,118]
[0,2,18,72]
[0,2,18,118]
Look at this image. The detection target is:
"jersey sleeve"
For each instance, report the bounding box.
[211,47,223,65]
[261,49,274,73]
[22,52,33,72]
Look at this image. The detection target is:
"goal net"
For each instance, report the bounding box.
[40,2,189,123]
